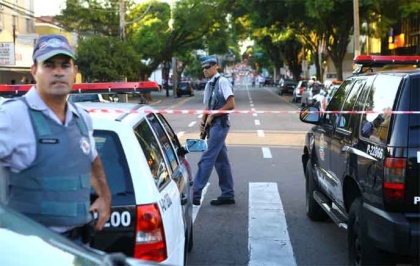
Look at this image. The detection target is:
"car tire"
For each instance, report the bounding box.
[305,159,329,221]
[348,197,395,266]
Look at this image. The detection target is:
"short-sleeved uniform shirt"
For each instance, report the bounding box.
[0,87,97,173]
[203,73,234,106]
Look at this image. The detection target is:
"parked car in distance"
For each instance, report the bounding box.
[264,76,274,86]
[292,80,308,102]
[196,79,208,90]
[0,203,144,266]
[176,82,194,97]
[77,102,206,265]
[300,83,324,107]
[278,79,297,95]
[299,55,420,265]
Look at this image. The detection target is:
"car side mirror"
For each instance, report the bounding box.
[299,106,321,124]
[183,139,208,153]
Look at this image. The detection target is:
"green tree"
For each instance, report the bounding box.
[76,36,140,81]
[57,0,122,36]
[128,0,232,95]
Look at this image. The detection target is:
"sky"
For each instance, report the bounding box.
[33,0,167,16]
[34,0,66,16]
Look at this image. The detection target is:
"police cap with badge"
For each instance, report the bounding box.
[32,34,77,62]
[200,55,218,67]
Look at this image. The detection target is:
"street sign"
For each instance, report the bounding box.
[0,42,15,65]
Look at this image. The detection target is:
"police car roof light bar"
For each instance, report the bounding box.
[353,55,420,75]
[0,81,159,97]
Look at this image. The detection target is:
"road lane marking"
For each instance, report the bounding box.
[248,182,296,266]
[253,113,258,117]
[178,131,306,146]
[192,183,209,223]
[257,130,265,137]
[188,121,196,127]
[262,147,272,158]
[254,120,260,126]
[177,131,185,138]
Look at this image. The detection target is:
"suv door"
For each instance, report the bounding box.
[314,79,354,199]
[329,78,368,207]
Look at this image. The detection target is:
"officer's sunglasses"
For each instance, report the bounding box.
[202,65,213,70]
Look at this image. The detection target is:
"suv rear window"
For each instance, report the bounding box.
[93,130,134,204]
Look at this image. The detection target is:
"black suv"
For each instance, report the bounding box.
[300,55,419,265]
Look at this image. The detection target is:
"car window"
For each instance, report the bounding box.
[146,113,178,172]
[134,120,171,189]
[324,79,354,127]
[157,113,182,160]
[361,74,402,143]
[94,131,134,204]
[68,94,99,102]
[337,79,366,131]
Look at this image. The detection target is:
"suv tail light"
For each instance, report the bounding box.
[134,204,167,262]
[383,158,407,200]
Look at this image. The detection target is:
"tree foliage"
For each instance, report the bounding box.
[76,36,140,81]
[57,0,121,36]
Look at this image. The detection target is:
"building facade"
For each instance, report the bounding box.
[0,2,77,84]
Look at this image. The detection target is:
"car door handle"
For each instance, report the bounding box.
[181,194,188,205]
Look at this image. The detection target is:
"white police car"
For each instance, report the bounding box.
[78,102,206,266]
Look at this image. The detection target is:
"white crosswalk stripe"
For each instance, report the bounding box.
[248,182,296,266]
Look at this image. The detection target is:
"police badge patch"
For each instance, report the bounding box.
[80,137,91,155]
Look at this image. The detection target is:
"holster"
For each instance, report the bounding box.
[219,115,230,128]
[62,219,95,244]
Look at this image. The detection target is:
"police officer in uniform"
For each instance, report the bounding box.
[193,55,235,206]
[0,34,111,243]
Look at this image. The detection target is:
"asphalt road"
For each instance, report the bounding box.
[147,84,350,266]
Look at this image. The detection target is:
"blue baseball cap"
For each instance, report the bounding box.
[200,55,217,66]
[32,34,76,62]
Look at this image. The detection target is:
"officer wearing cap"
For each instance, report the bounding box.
[193,55,235,206]
[0,34,111,243]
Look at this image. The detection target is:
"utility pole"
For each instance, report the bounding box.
[119,0,126,40]
[170,0,177,97]
[353,0,360,57]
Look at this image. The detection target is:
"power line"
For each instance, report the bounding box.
[0,0,52,24]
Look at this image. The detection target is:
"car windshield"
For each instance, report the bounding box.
[0,205,102,266]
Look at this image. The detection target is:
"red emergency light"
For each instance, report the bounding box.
[353,55,420,75]
[0,81,159,97]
